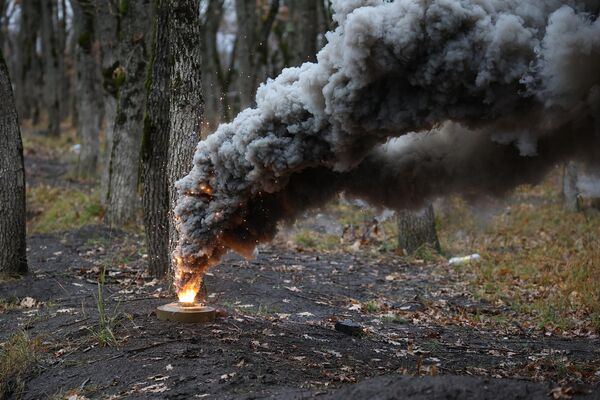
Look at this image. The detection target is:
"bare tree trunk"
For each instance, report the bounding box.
[0,50,27,275]
[41,0,61,136]
[105,0,151,226]
[168,0,203,257]
[57,0,70,120]
[397,204,440,255]
[0,0,7,52]
[200,0,224,131]
[234,0,257,109]
[142,0,171,278]
[72,0,101,178]
[97,0,119,203]
[563,161,580,212]
[15,0,41,121]
[290,0,318,65]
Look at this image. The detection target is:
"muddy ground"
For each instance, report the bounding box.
[1,137,599,399]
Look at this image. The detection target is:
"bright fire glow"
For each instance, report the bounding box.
[178,287,198,303]
[173,256,204,304]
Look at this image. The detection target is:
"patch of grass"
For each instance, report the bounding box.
[293,230,340,251]
[27,185,104,234]
[22,127,76,158]
[363,300,381,313]
[88,268,120,347]
[411,244,444,263]
[0,273,20,284]
[0,332,44,398]
[0,298,19,313]
[245,303,279,316]
[438,168,600,333]
[381,313,410,324]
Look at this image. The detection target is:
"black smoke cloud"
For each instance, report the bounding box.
[172,0,600,292]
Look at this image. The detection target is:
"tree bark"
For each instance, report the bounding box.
[40,0,61,136]
[105,0,151,226]
[141,0,171,278]
[563,161,580,212]
[97,0,119,203]
[200,0,225,131]
[290,0,318,65]
[57,0,70,120]
[72,0,101,178]
[168,0,203,257]
[16,0,41,121]
[234,0,257,109]
[0,50,27,275]
[397,204,440,255]
[0,0,7,51]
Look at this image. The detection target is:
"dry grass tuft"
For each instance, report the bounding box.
[0,332,44,398]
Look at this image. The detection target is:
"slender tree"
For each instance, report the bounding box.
[96,0,119,203]
[142,0,171,278]
[16,0,41,122]
[105,0,151,226]
[563,161,580,212]
[200,0,225,131]
[234,0,258,109]
[0,50,27,275]
[397,204,440,255]
[57,0,70,120]
[72,0,101,177]
[234,0,280,110]
[289,0,319,65]
[0,0,8,51]
[41,0,61,136]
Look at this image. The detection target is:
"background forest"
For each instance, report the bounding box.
[0,1,599,399]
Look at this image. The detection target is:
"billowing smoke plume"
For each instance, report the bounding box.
[173,0,600,294]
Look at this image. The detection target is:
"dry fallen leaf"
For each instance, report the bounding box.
[20,297,36,308]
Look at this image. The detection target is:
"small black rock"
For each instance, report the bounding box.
[335,319,363,336]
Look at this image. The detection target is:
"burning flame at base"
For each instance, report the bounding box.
[174,255,204,304]
[177,283,200,303]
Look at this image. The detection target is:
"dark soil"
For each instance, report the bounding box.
[1,148,599,399]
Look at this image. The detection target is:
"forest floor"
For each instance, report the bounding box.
[1,127,599,399]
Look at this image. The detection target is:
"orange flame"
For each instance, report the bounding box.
[177,284,199,303]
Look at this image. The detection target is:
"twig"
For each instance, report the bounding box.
[58,317,89,328]
[125,339,180,354]
[87,353,124,365]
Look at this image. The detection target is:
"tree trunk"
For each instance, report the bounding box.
[234,0,257,109]
[105,0,151,226]
[397,204,440,255]
[40,0,61,136]
[15,0,41,121]
[72,0,101,178]
[200,0,225,131]
[563,161,580,212]
[96,0,119,204]
[290,0,318,65]
[0,0,7,51]
[57,0,70,121]
[141,0,171,278]
[168,0,203,257]
[0,50,27,275]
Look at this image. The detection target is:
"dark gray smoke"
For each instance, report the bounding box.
[172,0,600,294]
